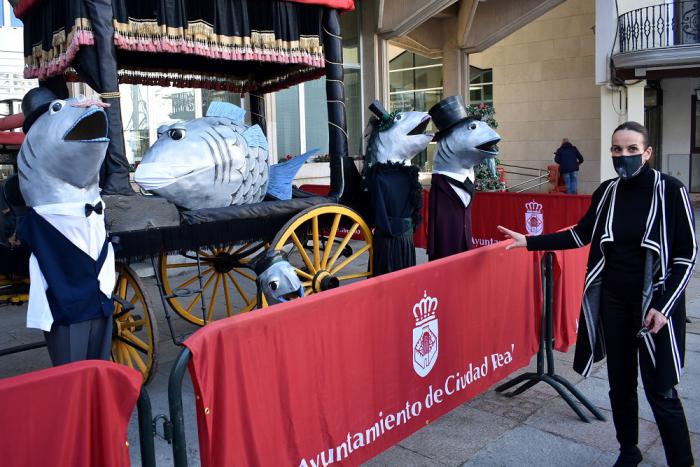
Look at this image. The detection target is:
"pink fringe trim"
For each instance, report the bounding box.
[112,33,325,68]
[25,30,94,80]
[106,66,326,94]
[25,29,326,91]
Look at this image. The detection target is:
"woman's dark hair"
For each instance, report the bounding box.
[613,121,649,148]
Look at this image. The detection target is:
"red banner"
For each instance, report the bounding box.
[0,361,141,467]
[471,192,591,247]
[185,243,543,466]
[414,191,592,249]
[299,185,591,250]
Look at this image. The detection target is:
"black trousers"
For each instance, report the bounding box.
[601,287,694,467]
[44,316,113,366]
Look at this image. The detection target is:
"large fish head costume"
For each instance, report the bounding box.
[433,118,501,180]
[253,251,304,306]
[366,106,433,166]
[18,93,109,206]
[134,102,269,210]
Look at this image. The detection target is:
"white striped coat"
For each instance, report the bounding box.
[528,169,696,390]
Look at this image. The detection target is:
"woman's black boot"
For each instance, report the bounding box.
[612,446,642,467]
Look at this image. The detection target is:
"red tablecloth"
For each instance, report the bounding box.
[185,242,543,466]
[0,360,141,467]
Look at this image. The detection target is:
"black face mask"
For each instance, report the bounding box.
[612,154,644,180]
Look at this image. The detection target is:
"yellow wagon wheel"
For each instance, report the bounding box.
[159,241,265,326]
[111,263,158,384]
[270,204,373,301]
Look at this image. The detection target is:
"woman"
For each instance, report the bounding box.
[498,122,695,467]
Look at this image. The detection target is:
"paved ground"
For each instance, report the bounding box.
[1,214,699,466]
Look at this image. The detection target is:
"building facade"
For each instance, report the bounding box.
[599,0,700,191]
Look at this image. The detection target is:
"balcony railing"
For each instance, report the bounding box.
[618,1,699,53]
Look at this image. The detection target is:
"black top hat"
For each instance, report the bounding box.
[252,250,288,276]
[428,95,476,138]
[21,87,59,133]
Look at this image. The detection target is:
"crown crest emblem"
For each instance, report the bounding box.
[413,291,438,325]
[525,200,543,213]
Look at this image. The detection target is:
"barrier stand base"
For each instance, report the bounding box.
[495,253,605,423]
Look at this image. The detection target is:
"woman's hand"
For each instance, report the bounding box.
[497,226,527,250]
[644,308,668,334]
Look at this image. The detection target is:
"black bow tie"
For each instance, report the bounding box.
[84,201,103,217]
[445,176,474,197]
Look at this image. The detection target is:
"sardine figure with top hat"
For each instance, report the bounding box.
[16,87,116,366]
[427,95,501,261]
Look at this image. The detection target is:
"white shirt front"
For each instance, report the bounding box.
[26,198,115,331]
[433,169,475,208]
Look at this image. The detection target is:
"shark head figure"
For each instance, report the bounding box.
[18,95,109,206]
[432,118,501,180]
[254,250,304,306]
[366,104,433,166]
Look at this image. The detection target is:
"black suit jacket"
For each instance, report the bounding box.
[427,173,473,261]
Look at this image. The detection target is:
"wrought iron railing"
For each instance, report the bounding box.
[618,1,699,53]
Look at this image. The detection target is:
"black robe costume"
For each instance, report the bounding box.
[367,162,422,275]
[427,173,474,261]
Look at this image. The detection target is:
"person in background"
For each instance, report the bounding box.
[554,138,584,194]
[499,122,695,467]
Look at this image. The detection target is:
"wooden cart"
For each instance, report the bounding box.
[1,0,372,384]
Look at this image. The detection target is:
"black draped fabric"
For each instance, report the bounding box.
[22,0,327,93]
[105,195,332,260]
[76,0,132,194]
[21,0,329,193]
[367,162,422,276]
[22,0,133,194]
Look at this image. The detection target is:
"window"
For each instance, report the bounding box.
[389,50,443,170]
[273,7,362,160]
[201,90,241,117]
[1,1,22,27]
[469,66,493,105]
[119,84,243,163]
[275,85,302,158]
[120,85,150,164]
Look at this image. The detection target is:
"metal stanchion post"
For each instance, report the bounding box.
[169,347,193,467]
[137,387,157,467]
[495,252,605,422]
